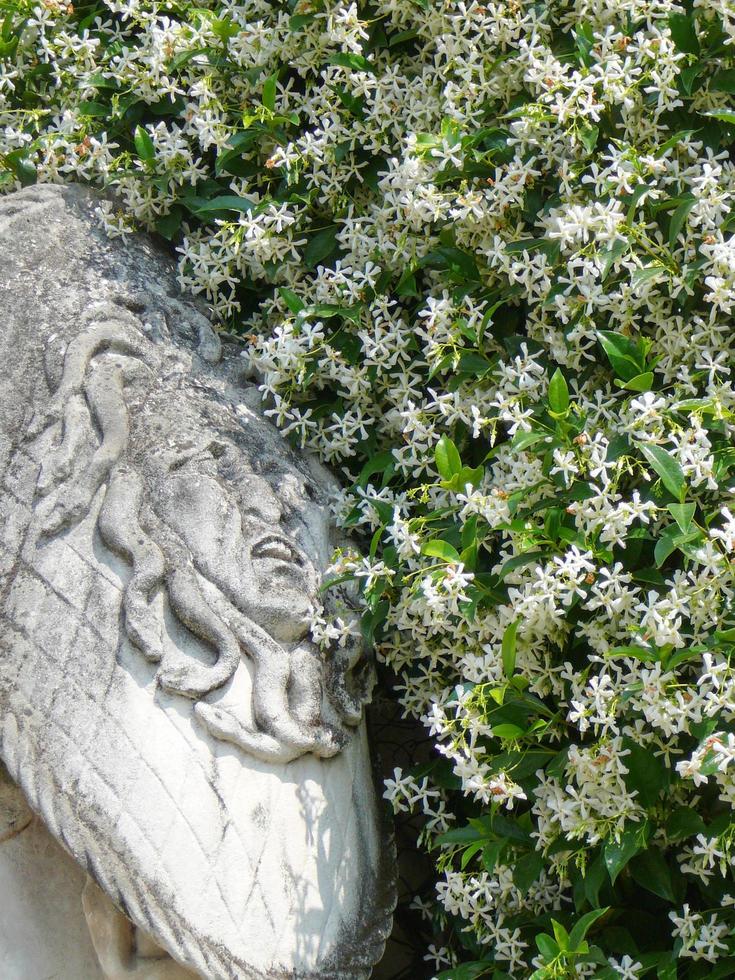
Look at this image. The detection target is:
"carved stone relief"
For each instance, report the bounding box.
[0,184,395,979]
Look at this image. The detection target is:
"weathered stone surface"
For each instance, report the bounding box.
[0,184,394,979]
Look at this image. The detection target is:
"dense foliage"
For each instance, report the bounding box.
[6,0,735,975]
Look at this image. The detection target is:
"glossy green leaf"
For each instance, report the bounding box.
[668,12,699,53]
[615,371,654,392]
[422,539,461,563]
[583,854,607,907]
[551,919,569,951]
[639,443,686,500]
[133,125,155,161]
[436,963,489,980]
[705,109,735,124]
[604,827,645,884]
[303,226,339,268]
[548,368,569,416]
[597,330,646,381]
[279,287,305,314]
[261,72,278,111]
[630,849,677,903]
[623,739,669,807]
[192,195,254,215]
[328,52,376,73]
[513,851,544,891]
[665,806,707,842]
[501,620,519,678]
[668,195,696,247]
[667,502,695,532]
[492,723,525,739]
[535,933,559,960]
[569,907,609,950]
[435,435,462,480]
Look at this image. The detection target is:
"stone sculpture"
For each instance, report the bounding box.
[0,184,394,979]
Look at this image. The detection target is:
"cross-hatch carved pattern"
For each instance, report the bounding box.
[0,183,395,980]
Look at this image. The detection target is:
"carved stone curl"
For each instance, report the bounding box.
[0,185,394,979]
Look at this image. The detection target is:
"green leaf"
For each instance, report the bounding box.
[513,851,544,891]
[435,435,462,480]
[668,12,699,53]
[436,963,489,980]
[261,72,278,112]
[437,824,488,846]
[279,287,305,315]
[705,109,735,124]
[191,195,254,216]
[460,840,485,869]
[456,464,484,489]
[492,723,525,739]
[482,840,505,873]
[606,644,658,662]
[615,371,654,392]
[510,430,549,453]
[501,620,519,678]
[304,226,339,268]
[210,15,239,40]
[574,20,595,66]
[639,443,686,500]
[505,237,550,254]
[168,46,213,70]
[654,524,684,567]
[422,539,461,563]
[603,826,645,884]
[4,151,36,186]
[597,331,646,381]
[667,502,695,532]
[457,351,494,376]
[711,69,735,93]
[492,811,532,843]
[583,854,607,907]
[681,63,705,95]
[331,84,366,119]
[708,960,735,980]
[631,264,666,288]
[578,123,599,154]
[656,129,699,156]
[655,955,677,980]
[360,599,389,646]
[599,238,629,279]
[421,245,479,281]
[155,207,183,240]
[668,195,696,247]
[630,849,677,903]
[548,368,570,416]
[622,739,669,807]
[133,125,155,161]
[666,806,707,841]
[569,908,609,950]
[289,12,317,29]
[551,919,569,951]
[308,303,363,324]
[328,52,376,73]
[535,933,559,960]
[497,551,548,580]
[77,100,108,117]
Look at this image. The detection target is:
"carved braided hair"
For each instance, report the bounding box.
[29,303,372,763]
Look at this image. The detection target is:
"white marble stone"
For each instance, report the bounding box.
[0,775,105,980]
[0,185,394,979]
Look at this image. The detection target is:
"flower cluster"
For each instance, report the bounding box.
[5,0,735,975]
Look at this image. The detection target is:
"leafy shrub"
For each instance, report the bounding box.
[5,0,735,976]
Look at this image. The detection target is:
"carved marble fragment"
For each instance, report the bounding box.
[0,184,394,979]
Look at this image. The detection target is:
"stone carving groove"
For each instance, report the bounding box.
[0,184,394,979]
[28,298,371,763]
